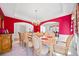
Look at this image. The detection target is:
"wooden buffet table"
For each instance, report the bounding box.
[0,34,12,54]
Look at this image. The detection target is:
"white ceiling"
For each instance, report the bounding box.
[0,3,76,22]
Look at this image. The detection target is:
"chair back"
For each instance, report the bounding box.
[54,34,73,55]
[18,32,29,43]
[44,32,56,46]
[32,33,42,49]
[66,35,73,48]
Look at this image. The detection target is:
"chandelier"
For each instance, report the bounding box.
[32,9,40,25]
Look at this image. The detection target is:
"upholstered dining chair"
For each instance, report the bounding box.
[18,32,33,48]
[53,35,73,56]
[27,32,33,48]
[34,32,44,37]
[18,32,29,47]
[32,32,56,56]
[32,32,49,56]
[42,32,56,56]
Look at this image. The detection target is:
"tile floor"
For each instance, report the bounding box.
[1,41,33,56]
[1,40,78,56]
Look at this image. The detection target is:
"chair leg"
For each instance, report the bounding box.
[64,50,68,56]
[32,48,36,56]
[63,52,67,56]
[19,41,22,46]
[65,54,67,56]
[20,41,26,47]
[49,46,54,56]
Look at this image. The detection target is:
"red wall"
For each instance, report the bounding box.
[40,14,72,35]
[1,7,73,34]
[58,14,72,34]
[4,14,73,35]
[34,25,40,32]
[4,16,34,33]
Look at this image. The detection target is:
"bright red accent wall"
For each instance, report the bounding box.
[4,14,73,34]
[58,14,72,34]
[4,16,34,33]
[40,14,72,35]
[34,25,40,32]
[0,8,74,34]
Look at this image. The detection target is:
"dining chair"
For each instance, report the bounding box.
[42,32,56,56]
[53,35,73,56]
[18,32,29,47]
[32,32,49,56]
[27,32,33,48]
[34,32,44,37]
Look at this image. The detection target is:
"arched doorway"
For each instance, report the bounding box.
[40,22,59,34]
[13,22,34,40]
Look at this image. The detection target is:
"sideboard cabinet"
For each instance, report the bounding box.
[0,34,12,54]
